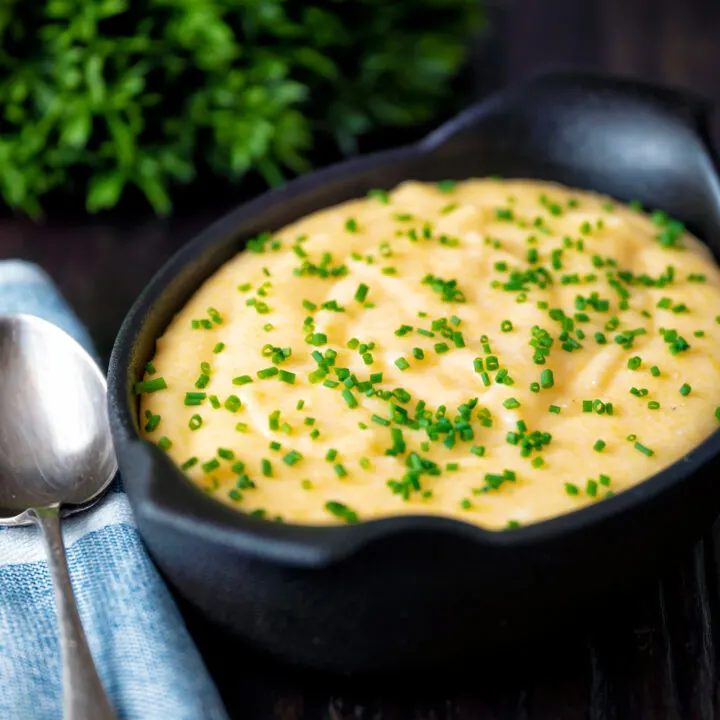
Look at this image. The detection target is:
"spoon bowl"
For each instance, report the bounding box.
[0,314,116,522]
[0,314,118,719]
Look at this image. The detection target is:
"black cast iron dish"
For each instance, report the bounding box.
[109,72,720,673]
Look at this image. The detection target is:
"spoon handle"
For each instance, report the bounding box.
[34,506,118,720]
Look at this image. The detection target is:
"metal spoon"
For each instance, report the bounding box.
[0,314,118,720]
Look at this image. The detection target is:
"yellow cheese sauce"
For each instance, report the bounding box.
[138,179,720,529]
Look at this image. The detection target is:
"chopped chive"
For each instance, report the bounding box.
[217,447,234,460]
[634,441,654,456]
[367,188,389,204]
[283,450,302,466]
[308,333,327,346]
[134,377,168,394]
[232,375,253,386]
[235,422,248,432]
[372,414,390,426]
[261,458,272,476]
[355,283,369,303]
[224,395,241,412]
[145,361,157,375]
[627,356,642,371]
[680,383,692,396]
[565,483,580,496]
[213,343,225,354]
[201,457,219,473]
[325,501,358,523]
[593,440,606,452]
[341,389,358,408]
[503,398,520,410]
[325,448,338,462]
[188,414,203,431]
[412,347,424,360]
[181,457,198,471]
[334,463,347,478]
[648,401,660,410]
[257,367,279,379]
[279,370,296,384]
[143,411,161,433]
[540,369,554,389]
[195,373,210,389]
[549,405,561,414]
[345,218,358,233]
[268,410,280,431]
[184,392,206,406]
[451,331,465,348]
[394,357,410,371]
[651,366,660,377]
[434,342,449,354]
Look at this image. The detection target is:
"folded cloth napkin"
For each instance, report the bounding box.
[0,261,229,720]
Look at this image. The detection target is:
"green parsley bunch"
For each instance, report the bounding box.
[0,0,482,216]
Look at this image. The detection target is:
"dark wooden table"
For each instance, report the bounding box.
[3,0,720,716]
[179,525,720,719]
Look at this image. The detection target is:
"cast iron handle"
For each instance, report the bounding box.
[421,69,714,151]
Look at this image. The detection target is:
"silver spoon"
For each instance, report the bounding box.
[0,314,118,720]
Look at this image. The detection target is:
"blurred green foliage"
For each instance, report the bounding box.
[0,0,482,216]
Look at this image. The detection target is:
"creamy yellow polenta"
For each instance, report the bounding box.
[138,179,720,529]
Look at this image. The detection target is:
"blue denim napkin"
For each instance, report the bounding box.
[0,261,229,720]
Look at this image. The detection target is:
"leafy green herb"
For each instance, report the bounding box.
[0,1,481,217]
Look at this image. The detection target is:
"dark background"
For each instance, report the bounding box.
[6,0,720,716]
